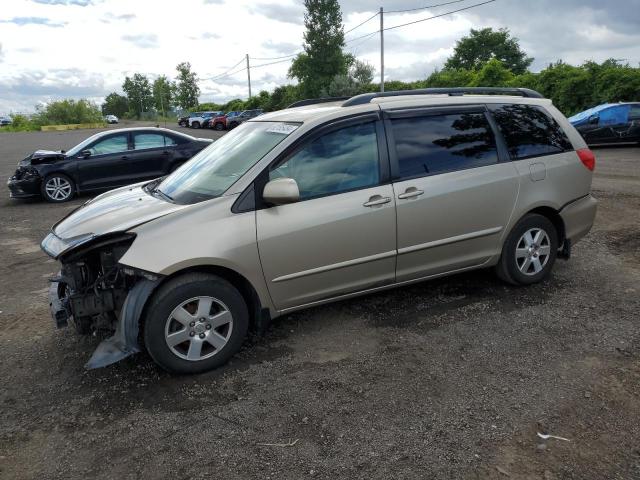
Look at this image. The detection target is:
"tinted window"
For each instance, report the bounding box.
[391,112,498,179]
[134,133,165,150]
[628,105,640,120]
[164,134,179,146]
[88,134,128,155]
[489,104,572,160]
[270,122,379,200]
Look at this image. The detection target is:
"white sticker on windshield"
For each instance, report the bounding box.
[266,123,299,135]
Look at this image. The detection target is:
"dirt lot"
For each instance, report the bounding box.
[0,125,638,479]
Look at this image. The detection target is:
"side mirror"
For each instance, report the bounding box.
[588,115,599,125]
[81,149,92,158]
[263,177,300,206]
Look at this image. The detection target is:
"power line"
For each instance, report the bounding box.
[251,52,300,61]
[344,11,379,35]
[346,0,495,43]
[385,0,470,14]
[252,57,297,69]
[204,57,246,81]
[385,0,497,31]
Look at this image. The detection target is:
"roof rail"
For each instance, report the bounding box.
[341,87,544,107]
[287,96,351,109]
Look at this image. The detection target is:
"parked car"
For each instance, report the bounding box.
[41,87,597,374]
[8,127,212,203]
[104,114,119,124]
[209,111,240,131]
[0,116,12,126]
[227,109,263,129]
[178,112,202,127]
[569,102,640,146]
[188,111,222,129]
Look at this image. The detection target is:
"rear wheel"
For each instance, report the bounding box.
[228,121,239,129]
[214,122,224,131]
[143,273,249,374]
[192,121,201,129]
[496,214,558,285]
[41,173,75,202]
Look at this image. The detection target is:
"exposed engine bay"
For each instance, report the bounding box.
[47,234,161,368]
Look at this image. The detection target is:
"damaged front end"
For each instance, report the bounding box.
[43,232,161,369]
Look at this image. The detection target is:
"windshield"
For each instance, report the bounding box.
[156,121,300,204]
[66,132,105,156]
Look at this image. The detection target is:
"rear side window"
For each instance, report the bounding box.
[489,104,572,160]
[391,112,498,180]
[628,105,640,120]
[134,133,165,150]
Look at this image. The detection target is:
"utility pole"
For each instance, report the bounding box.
[246,53,252,98]
[380,6,384,92]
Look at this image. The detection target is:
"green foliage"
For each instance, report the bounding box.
[175,62,200,110]
[445,28,533,75]
[101,92,128,117]
[470,58,515,87]
[3,114,40,132]
[424,68,475,87]
[122,73,154,118]
[35,99,103,125]
[288,0,350,97]
[152,75,174,115]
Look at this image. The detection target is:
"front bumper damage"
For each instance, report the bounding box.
[44,231,162,369]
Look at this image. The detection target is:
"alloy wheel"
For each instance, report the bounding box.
[515,227,551,275]
[164,296,233,361]
[45,176,72,201]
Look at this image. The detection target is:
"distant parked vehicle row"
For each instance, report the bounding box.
[569,102,640,146]
[0,116,12,126]
[177,109,263,131]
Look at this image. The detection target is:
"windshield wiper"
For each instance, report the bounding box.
[150,184,174,203]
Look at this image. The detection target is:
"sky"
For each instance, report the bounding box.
[1,0,639,113]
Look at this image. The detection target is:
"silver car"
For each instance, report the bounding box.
[42,88,597,374]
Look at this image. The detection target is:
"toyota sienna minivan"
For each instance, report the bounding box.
[42,88,598,373]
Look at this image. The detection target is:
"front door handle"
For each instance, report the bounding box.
[397,187,424,199]
[120,155,128,161]
[363,195,391,207]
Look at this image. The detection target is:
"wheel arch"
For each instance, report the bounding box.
[142,264,268,334]
[526,205,566,246]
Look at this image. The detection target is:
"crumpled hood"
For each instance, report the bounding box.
[52,183,188,240]
[20,149,66,167]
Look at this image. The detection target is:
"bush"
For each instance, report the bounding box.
[35,99,103,125]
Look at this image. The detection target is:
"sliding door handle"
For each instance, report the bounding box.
[363,195,391,207]
[398,187,424,199]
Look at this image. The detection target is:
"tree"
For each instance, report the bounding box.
[445,28,533,75]
[101,92,128,117]
[351,59,375,85]
[152,75,174,116]
[122,73,153,118]
[471,58,515,87]
[174,62,200,110]
[35,99,102,125]
[322,59,376,97]
[288,0,351,98]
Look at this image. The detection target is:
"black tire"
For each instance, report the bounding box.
[228,121,239,129]
[41,173,75,203]
[143,273,249,374]
[214,122,224,131]
[496,213,558,285]
[192,121,201,129]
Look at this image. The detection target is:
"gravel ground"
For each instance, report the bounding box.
[0,124,638,480]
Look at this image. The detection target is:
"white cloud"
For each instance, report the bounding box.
[0,0,639,114]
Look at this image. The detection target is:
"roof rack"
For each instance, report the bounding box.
[287,96,351,109]
[341,87,544,107]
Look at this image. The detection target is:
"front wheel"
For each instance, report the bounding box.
[192,121,200,129]
[143,273,249,374]
[41,173,75,202]
[214,122,224,131]
[496,214,558,285]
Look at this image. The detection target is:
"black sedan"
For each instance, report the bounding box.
[7,127,212,202]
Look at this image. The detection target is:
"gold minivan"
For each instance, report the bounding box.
[42,88,598,373]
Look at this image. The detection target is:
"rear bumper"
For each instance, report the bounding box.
[7,175,41,198]
[560,194,598,245]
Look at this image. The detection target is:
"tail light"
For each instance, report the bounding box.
[577,148,595,171]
